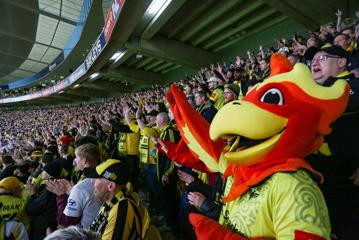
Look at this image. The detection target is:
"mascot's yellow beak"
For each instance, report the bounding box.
[209,101,287,166]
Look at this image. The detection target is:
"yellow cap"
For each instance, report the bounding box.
[0,177,24,193]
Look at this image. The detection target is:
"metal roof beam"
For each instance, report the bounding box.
[82,80,126,92]
[165,0,214,38]
[203,8,278,49]
[192,1,265,46]
[66,87,109,97]
[125,36,216,69]
[104,66,164,85]
[53,93,89,101]
[264,0,319,30]
[214,15,287,52]
[179,0,239,42]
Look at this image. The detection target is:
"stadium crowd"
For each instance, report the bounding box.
[1,9,359,240]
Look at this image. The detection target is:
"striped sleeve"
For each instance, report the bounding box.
[102,200,140,240]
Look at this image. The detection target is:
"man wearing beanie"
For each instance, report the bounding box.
[223,84,241,104]
[25,161,62,239]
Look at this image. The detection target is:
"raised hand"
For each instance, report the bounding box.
[177,170,195,184]
[235,56,241,66]
[335,9,342,17]
[188,191,206,208]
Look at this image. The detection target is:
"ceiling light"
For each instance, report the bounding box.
[59,90,64,93]
[89,73,100,79]
[136,53,143,59]
[110,51,123,60]
[146,0,170,17]
[73,84,80,88]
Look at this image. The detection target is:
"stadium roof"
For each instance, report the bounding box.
[1,0,358,106]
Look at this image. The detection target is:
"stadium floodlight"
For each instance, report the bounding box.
[146,0,172,17]
[110,51,124,61]
[136,53,143,59]
[89,73,100,80]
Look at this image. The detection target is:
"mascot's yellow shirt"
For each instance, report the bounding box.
[219,170,330,239]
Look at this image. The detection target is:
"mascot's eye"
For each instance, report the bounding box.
[260,88,284,105]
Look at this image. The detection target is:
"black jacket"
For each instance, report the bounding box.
[0,165,17,180]
[196,101,217,123]
[25,185,57,240]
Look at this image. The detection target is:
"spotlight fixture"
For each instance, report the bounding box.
[89,73,100,79]
[110,51,124,61]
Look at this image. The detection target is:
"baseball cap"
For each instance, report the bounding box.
[60,135,71,145]
[31,150,43,158]
[207,76,219,83]
[84,159,129,185]
[348,56,359,71]
[0,177,24,193]
[305,44,350,60]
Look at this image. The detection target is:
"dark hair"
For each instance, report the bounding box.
[334,32,350,40]
[2,155,14,165]
[59,144,69,154]
[287,53,299,60]
[18,161,30,174]
[29,161,39,170]
[260,57,270,64]
[195,90,207,99]
[48,140,57,146]
[74,136,98,148]
[47,145,59,156]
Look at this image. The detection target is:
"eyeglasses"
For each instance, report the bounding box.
[312,55,342,63]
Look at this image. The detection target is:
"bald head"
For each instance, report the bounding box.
[156,112,169,129]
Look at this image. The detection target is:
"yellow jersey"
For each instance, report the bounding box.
[219,170,330,239]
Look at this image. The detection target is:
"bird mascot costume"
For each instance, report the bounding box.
[162,54,349,239]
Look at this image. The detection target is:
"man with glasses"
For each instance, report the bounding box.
[308,45,359,238]
[309,45,359,110]
[310,45,350,85]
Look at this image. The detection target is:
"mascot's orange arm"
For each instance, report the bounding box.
[159,139,213,173]
[189,213,264,240]
[189,213,326,240]
[166,85,225,171]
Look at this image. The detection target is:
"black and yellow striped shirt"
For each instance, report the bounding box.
[91,191,142,240]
